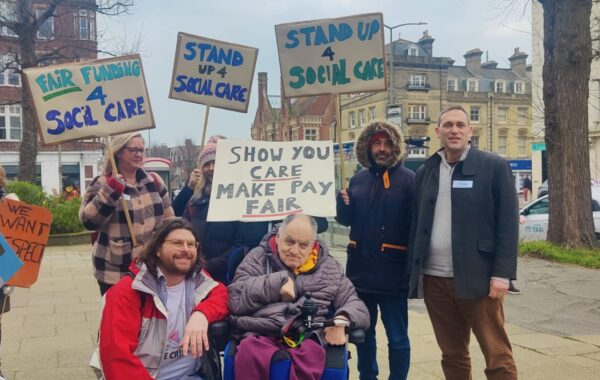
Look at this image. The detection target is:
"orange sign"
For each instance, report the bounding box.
[0,198,53,287]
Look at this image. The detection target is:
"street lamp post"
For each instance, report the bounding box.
[384,22,427,108]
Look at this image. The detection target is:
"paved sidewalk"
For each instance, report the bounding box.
[2,244,600,379]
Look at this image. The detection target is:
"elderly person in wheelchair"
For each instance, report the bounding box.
[228,213,370,380]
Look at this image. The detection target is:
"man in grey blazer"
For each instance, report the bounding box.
[409,105,518,379]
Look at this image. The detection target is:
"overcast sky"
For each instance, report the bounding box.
[98,0,532,147]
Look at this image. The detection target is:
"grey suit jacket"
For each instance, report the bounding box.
[408,147,519,299]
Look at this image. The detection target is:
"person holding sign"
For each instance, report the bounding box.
[229,213,369,380]
[80,132,175,295]
[99,218,228,380]
[179,135,238,283]
[336,121,415,380]
[0,164,18,380]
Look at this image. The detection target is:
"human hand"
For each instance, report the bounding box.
[182,311,209,358]
[279,277,296,302]
[188,168,202,189]
[488,278,508,299]
[340,189,350,206]
[324,326,347,345]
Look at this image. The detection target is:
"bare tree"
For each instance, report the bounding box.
[539,0,599,248]
[0,0,133,181]
[171,139,199,188]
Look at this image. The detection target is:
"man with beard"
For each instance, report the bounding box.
[336,120,415,380]
[99,218,228,380]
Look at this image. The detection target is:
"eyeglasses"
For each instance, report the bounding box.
[164,239,199,249]
[124,147,145,155]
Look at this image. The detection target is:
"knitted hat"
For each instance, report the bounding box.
[198,135,226,168]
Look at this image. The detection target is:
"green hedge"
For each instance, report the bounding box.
[4,180,84,234]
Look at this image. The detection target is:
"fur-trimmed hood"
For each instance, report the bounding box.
[355,121,405,168]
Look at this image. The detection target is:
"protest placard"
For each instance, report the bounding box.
[24,54,155,145]
[275,13,386,97]
[0,198,53,288]
[207,140,336,222]
[169,32,258,113]
[0,234,23,287]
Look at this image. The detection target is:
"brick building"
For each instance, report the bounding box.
[0,0,103,194]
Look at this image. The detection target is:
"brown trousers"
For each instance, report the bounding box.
[423,275,517,380]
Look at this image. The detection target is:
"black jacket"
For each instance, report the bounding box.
[408,148,519,300]
[336,164,415,295]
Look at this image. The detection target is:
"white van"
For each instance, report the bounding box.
[519,186,600,241]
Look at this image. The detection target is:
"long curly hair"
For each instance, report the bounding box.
[139,218,205,277]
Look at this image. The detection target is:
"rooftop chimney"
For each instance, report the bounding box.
[257,72,268,123]
[417,30,434,57]
[463,48,483,72]
[509,47,528,75]
[481,60,498,69]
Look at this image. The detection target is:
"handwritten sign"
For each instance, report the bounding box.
[0,234,23,287]
[275,13,386,97]
[207,140,336,222]
[0,198,53,288]
[169,32,258,113]
[24,54,155,145]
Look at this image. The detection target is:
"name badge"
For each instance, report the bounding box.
[453,180,473,188]
[123,194,131,201]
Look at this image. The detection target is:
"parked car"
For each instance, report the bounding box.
[519,186,600,241]
[537,179,548,198]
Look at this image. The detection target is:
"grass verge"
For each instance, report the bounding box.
[519,241,600,269]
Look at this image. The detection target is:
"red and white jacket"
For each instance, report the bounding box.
[99,263,228,379]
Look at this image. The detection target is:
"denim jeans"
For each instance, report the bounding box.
[356,292,410,380]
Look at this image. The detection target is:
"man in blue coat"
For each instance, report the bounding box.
[409,106,518,379]
[337,120,415,380]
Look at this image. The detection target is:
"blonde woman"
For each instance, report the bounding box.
[80,133,175,295]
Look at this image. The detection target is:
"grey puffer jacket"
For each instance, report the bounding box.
[228,229,369,342]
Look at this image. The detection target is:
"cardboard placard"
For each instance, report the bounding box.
[276,13,386,97]
[24,54,155,145]
[0,234,23,287]
[1,198,53,288]
[169,32,258,113]
[207,139,336,222]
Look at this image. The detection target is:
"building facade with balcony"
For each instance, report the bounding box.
[340,30,532,179]
[0,0,103,195]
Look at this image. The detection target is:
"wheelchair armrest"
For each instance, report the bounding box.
[208,320,230,351]
[348,329,365,345]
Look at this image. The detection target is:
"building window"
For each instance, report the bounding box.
[518,130,527,156]
[497,106,508,122]
[408,104,427,120]
[369,106,376,121]
[73,9,96,41]
[359,109,365,126]
[291,129,298,141]
[517,107,528,123]
[408,47,418,56]
[467,79,478,92]
[304,128,317,141]
[471,135,480,149]
[408,74,426,89]
[498,132,507,155]
[495,80,505,93]
[514,81,525,94]
[470,106,480,123]
[349,111,356,128]
[35,9,54,40]
[0,1,17,37]
[0,54,20,86]
[0,104,22,140]
[447,78,457,91]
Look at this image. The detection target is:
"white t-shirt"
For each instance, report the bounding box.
[156,281,202,380]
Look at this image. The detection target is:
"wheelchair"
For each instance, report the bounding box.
[216,293,364,380]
